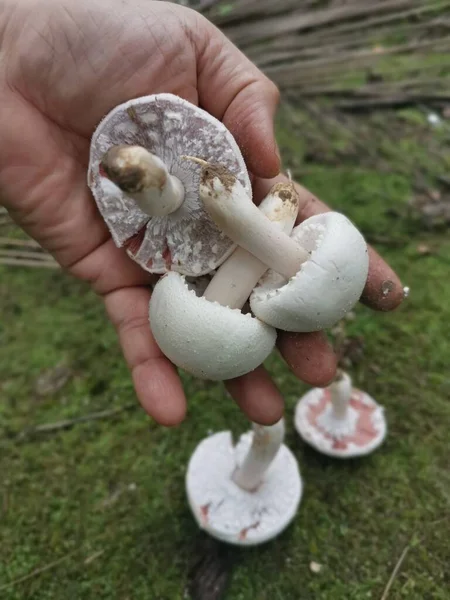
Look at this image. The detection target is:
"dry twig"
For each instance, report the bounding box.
[20,403,137,437]
[380,545,411,600]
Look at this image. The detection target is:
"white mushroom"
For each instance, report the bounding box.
[250,213,370,331]
[185,418,303,545]
[88,94,251,276]
[149,181,299,381]
[189,160,369,332]
[294,369,387,458]
[149,272,276,381]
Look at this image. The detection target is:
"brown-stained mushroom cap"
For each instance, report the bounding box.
[88,94,251,276]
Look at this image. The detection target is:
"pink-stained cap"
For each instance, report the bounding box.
[88,94,251,277]
[294,387,387,458]
[186,430,303,546]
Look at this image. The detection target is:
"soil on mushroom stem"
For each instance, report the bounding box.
[0,100,449,598]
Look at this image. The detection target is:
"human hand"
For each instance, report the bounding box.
[0,0,404,426]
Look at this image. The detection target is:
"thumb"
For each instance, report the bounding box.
[193,14,281,179]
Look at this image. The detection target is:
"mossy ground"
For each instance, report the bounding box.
[1,101,450,600]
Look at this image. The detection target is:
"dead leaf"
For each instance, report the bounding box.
[416,243,431,256]
[310,561,322,573]
[34,364,72,397]
[188,538,235,600]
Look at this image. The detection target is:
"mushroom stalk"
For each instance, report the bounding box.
[102,145,184,216]
[232,419,285,492]
[329,369,353,420]
[200,181,299,491]
[186,159,309,279]
[203,182,300,308]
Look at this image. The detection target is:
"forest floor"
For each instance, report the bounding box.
[1,12,450,597]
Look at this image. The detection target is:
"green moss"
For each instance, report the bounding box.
[1,101,450,599]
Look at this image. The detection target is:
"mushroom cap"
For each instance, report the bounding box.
[149,272,277,381]
[186,430,303,545]
[250,212,369,332]
[88,93,251,276]
[294,386,387,458]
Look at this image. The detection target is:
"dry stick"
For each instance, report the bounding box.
[337,93,450,110]
[0,236,41,248]
[283,61,450,94]
[0,258,59,269]
[21,403,137,436]
[0,551,77,592]
[284,1,449,49]
[254,19,450,67]
[296,77,448,97]
[210,0,304,25]
[265,37,450,81]
[0,249,53,261]
[228,0,416,46]
[247,5,450,56]
[380,545,411,600]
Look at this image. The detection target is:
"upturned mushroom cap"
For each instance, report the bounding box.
[88,93,251,276]
[149,272,276,381]
[186,430,303,545]
[250,212,369,332]
[294,385,387,458]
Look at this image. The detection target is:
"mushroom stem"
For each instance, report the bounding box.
[200,182,299,491]
[232,419,285,492]
[329,369,353,419]
[101,145,184,216]
[203,182,300,308]
[186,158,309,279]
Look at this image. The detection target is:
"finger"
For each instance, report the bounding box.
[104,286,187,426]
[277,331,337,387]
[253,174,405,311]
[196,18,281,178]
[225,366,284,425]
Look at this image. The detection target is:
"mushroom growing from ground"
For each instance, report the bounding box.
[149,179,300,380]
[294,369,387,458]
[88,94,251,276]
[147,180,303,543]
[186,417,303,545]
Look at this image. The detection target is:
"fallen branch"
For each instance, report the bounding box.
[228,0,416,46]
[0,257,59,269]
[266,38,450,83]
[380,544,411,600]
[0,249,53,261]
[336,93,450,110]
[0,236,41,248]
[20,403,137,437]
[0,551,77,592]
[0,216,12,227]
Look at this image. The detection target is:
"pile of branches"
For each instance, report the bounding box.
[0,207,58,269]
[2,0,449,269]
[184,0,450,109]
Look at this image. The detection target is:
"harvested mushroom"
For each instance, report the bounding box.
[88,94,251,276]
[101,145,185,217]
[188,160,369,332]
[186,418,303,545]
[294,369,387,458]
[149,182,300,380]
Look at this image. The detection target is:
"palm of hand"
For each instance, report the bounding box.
[0,0,403,425]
